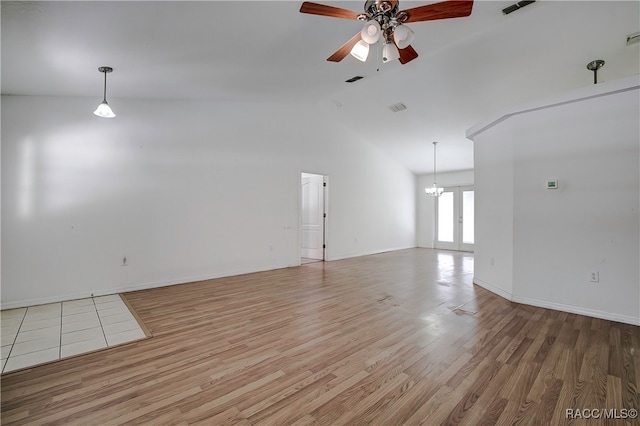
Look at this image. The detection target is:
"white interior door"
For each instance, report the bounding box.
[301,173,325,260]
[435,186,474,252]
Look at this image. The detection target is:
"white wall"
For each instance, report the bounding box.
[1,96,416,308]
[469,76,640,325]
[416,170,474,248]
[473,130,514,299]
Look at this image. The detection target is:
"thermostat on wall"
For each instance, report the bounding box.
[547,180,558,189]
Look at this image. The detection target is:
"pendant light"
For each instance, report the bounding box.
[425,141,444,197]
[93,66,116,118]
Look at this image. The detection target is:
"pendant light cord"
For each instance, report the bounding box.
[102,71,108,102]
[433,141,438,186]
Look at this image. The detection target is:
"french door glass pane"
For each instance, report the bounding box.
[462,190,475,244]
[437,192,454,242]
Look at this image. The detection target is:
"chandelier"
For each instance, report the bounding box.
[425,141,444,197]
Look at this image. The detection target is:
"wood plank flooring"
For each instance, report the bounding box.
[1,248,638,425]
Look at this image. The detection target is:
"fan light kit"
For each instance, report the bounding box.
[94,66,116,118]
[300,0,474,65]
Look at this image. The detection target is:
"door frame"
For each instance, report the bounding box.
[458,186,475,252]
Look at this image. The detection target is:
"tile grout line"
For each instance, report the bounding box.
[92,297,109,348]
[3,307,28,373]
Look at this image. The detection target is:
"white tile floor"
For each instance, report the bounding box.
[1,294,147,374]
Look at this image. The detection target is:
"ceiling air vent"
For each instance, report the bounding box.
[345,75,364,83]
[502,0,535,15]
[627,32,640,46]
[388,102,407,112]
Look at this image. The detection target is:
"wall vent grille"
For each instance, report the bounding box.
[502,0,535,15]
[345,75,364,83]
[388,102,407,112]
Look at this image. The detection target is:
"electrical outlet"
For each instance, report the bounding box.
[590,271,599,282]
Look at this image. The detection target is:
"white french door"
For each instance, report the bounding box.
[435,186,474,252]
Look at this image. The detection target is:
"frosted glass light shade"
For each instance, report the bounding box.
[350,40,370,62]
[393,25,414,49]
[382,42,400,63]
[360,20,381,44]
[93,101,116,118]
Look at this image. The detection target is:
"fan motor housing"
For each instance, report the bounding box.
[364,0,400,16]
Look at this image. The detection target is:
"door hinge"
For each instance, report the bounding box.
[323,244,326,249]
[323,213,327,218]
[323,182,326,187]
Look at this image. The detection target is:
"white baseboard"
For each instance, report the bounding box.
[0,261,296,310]
[2,248,416,310]
[473,278,640,326]
[328,245,417,262]
[1,291,107,311]
[511,295,640,326]
[473,278,514,301]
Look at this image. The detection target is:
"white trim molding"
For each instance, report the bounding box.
[473,279,640,326]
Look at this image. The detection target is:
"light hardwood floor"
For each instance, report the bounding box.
[1,249,638,425]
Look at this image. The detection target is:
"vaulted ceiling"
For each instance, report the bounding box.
[2,1,639,174]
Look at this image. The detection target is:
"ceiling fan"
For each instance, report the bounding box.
[300,0,474,65]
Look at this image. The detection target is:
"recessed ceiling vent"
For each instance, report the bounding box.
[345,75,364,83]
[627,32,640,46]
[502,0,535,15]
[388,102,407,112]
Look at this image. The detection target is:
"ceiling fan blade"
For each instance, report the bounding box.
[300,2,362,20]
[327,32,362,62]
[398,45,419,64]
[401,0,474,23]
